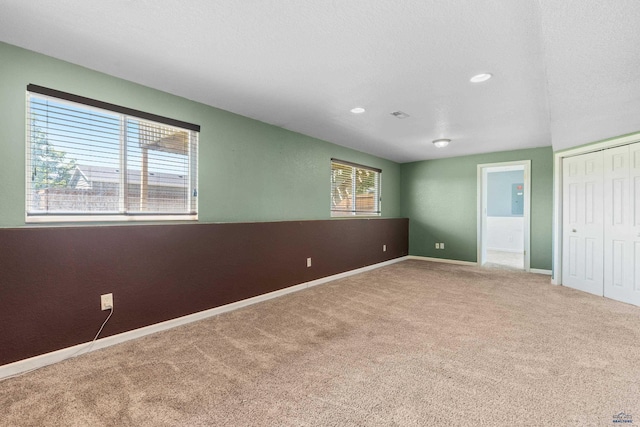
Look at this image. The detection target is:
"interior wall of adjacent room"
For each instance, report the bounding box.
[486,170,525,253]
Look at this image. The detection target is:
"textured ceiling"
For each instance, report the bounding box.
[538,0,640,152]
[0,0,638,162]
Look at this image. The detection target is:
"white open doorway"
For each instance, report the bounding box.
[477,160,531,271]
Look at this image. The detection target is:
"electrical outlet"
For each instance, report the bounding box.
[440,243,445,249]
[306,257,312,267]
[100,293,113,311]
[383,244,387,252]
[435,243,440,249]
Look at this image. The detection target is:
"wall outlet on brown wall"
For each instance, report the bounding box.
[101,293,113,310]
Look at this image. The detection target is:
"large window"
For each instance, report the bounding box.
[331,159,381,216]
[26,85,199,221]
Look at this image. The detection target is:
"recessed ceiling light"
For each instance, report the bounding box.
[470,73,492,83]
[433,139,450,148]
[350,107,366,114]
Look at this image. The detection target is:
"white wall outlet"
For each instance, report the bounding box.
[383,244,387,252]
[440,243,445,249]
[101,293,113,311]
[306,257,312,267]
[435,243,440,249]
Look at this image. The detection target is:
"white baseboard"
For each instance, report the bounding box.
[0,256,408,380]
[407,255,477,266]
[530,268,552,275]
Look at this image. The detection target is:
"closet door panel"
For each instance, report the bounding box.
[604,143,640,306]
[562,151,604,295]
[629,143,640,305]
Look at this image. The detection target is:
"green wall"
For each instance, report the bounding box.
[400,147,553,270]
[0,42,401,227]
[0,42,555,270]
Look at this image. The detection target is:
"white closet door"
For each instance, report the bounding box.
[604,142,640,305]
[604,145,631,302]
[562,151,604,296]
[631,143,640,305]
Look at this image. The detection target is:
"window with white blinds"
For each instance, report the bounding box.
[330,159,381,216]
[26,85,199,221]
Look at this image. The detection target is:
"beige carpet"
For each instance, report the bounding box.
[1,260,640,426]
[485,249,524,270]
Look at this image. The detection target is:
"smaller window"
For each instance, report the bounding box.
[331,159,381,216]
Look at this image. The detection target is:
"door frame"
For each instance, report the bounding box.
[552,132,640,285]
[477,160,531,271]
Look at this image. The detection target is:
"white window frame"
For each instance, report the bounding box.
[25,85,199,223]
[330,158,382,217]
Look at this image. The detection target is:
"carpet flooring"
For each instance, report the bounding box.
[1,260,639,426]
[485,249,524,270]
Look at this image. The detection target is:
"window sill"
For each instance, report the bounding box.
[25,214,198,224]
[330,213,382,218]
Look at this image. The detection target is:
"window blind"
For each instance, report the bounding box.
[26,85,199,218]
[330,159,381,216]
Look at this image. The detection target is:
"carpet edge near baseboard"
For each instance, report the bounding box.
[408,255,553,276]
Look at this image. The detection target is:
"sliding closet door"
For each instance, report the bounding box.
[562,151,604,296]
[604,142,640,305]
[630,143,640,306]
[604,145,631,302]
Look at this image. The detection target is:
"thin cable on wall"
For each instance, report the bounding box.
[69,307,114,358]
[0,307,114,382]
